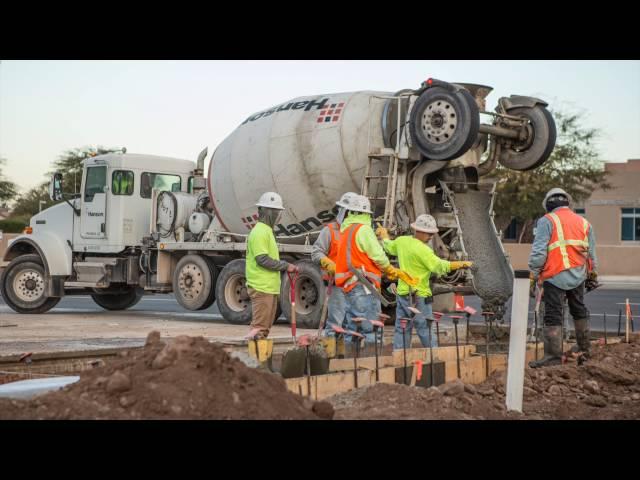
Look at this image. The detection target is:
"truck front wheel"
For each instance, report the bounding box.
[0,254,61,314]
[91,287,143,310]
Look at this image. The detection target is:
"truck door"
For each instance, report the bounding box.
[81,165,108,239]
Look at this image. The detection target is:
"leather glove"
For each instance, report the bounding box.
[320,256,336,275]
[588,271,598,281]
[375,223,390,241]
[450,261,473,271]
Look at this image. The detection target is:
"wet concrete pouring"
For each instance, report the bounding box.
[1,330,639,420]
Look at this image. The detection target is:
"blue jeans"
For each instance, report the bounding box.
[324,284,347,336]
[343,284,381,345]
[393,294,438,350]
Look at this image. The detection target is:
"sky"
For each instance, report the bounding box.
[1,60,639,192]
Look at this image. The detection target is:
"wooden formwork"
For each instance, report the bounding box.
[284,342,546,400]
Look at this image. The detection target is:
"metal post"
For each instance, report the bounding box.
[603,312,607,345]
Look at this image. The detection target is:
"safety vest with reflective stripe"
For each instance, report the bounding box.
[322,222,342,282]
[540,207,591,281]
[334,223,382,292]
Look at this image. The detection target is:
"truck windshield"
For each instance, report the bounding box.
[84,166,107,202]
[140,173,181,199]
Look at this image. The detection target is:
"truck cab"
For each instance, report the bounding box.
[1,153,195,314]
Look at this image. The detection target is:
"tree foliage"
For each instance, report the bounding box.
[0,157,18,206]
[10,146,121,218]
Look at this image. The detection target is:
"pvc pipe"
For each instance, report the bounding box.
[506,270,530,413]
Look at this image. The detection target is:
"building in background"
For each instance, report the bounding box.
[501,159,640,276]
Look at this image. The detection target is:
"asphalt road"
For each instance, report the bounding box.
[1,285,638,333]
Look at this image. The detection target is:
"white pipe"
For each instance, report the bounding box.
[506,270,530,413]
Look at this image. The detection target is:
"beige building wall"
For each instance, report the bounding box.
[504,243,640,276]
[578,159,640,246]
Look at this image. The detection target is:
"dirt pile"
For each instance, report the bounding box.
[0,331,333,420]
[330,338,640,420]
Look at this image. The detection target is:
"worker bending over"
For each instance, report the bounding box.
[377,214,472,350]
[334,194,415,346]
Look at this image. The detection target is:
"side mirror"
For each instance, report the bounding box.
[49,173,63,201]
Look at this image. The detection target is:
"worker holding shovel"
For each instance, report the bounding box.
[245,192,299,339]
[311,192,359,336]
[377,214,473,351]
[334,194,413,349]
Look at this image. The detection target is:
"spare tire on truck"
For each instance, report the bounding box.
[496,105,556,171]
[91,286,143,311]
[279,260,325,330]
[409,86,480,161]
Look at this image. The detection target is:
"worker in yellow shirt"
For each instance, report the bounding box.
[246,192,299,339]
[377,214,473,350]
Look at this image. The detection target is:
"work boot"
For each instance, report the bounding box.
[529,325,563,368]
[569,318,591,358]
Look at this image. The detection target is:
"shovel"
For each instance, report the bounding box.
[287,270,300,345]
[317,278,333,338]
[482,311,494,377]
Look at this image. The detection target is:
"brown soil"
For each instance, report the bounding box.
[330,338,640,420]
[0,332,333,420]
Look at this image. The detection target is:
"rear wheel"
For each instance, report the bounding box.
[91,287,143,310]
[0,254,60,314]
[173,254,216,311]
[216,259,252,325]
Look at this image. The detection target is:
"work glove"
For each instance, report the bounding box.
[529,272,539,298]
[450,261,473,271]
[397,269,419,287]
[588,271,598,282]
[382,264,398,281]
[375,223,390,241]
[320,256,336,275]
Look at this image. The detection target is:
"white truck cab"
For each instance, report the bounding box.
[1,153,195,313]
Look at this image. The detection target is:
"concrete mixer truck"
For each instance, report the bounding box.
[1,78,556,328]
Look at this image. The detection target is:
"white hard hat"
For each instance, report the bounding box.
[341,194,373,214]
[411,214,439,233]
[336,192,360,209]
[255,192,285,210]
[542,187,571,210]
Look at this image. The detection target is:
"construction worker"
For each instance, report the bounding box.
[311,192,358,336]
[334,193,416,345]
[246,192,299,339]
[528,188,598,368]
[377,214,473,350]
